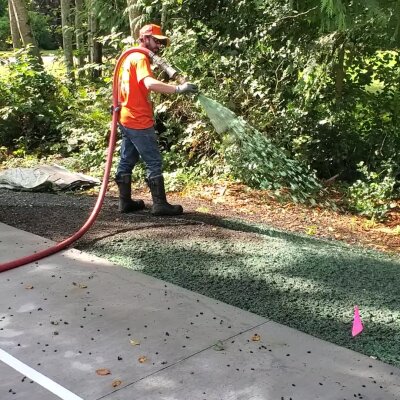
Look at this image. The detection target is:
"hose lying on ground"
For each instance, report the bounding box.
[0,47,178,273]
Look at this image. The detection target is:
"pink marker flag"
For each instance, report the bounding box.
[352,305,364,337]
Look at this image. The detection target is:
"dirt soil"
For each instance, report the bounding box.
[0,182,399,254]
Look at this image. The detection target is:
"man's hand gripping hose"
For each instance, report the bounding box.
[175,82,198,94]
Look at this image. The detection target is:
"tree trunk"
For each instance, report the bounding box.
[334,41,346,101]
[8,0,22,49]
[75,0,85,77]
[10,0,42,63]
[88,1,102,79]
[126,0,141,40]
[161,1,168,30]
[87,0,93,60]
[61,0,74,80]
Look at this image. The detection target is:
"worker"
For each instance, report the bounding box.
[115,23,198,216]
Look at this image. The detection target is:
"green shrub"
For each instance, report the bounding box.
[162,17,400,194]
[277,49,400,181]
[347,162,398,220]
[0,49,67,153]
[29,11,58,50]
[0,16,10,50]
[56,83,112,174]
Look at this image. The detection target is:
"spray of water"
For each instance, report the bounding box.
[197,93,322,204]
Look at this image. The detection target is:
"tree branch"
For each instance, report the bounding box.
[269,6,318,28]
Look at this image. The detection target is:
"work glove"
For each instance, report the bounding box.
[175,82,198,94]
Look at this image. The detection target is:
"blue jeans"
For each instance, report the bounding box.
[116,125,163,179]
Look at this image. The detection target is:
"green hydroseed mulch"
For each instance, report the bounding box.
[81,218,400,367]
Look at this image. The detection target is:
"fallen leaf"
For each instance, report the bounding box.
[219,186,227,196]
[138,356,147,363]
[195,206,209,213]
[212,340,225,351]
[72,282,88,289]
[96,368,111,376]
[25,285,34,290]
[251,334,261,342]
[212,197,225,204]
[305,225,317,235]
[129,339,140,346]
[112,379,122,388]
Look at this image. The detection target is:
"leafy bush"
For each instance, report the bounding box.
[347,162,398,220]
[0,49,67,153]
[0,9,58,51]
[29,11,58,50]
[0,16,10,50]
[276,44,400,181]
[56,83,112,174]
[162,12,399,194]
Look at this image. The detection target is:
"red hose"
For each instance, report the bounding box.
[0,47,151,273]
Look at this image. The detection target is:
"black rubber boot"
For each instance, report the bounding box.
[147,175,183,216]
[115,174,145,213]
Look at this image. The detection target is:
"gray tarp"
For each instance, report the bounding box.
[0,165,100,191]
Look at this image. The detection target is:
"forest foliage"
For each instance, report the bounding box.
[0,0,399,219]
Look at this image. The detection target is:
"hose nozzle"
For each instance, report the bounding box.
[149,51,186,83]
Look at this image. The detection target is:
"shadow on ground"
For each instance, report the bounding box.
[79,211,400,368]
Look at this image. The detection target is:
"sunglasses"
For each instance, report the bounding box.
[151,37,164,46]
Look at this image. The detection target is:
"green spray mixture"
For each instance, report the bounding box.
[197,93,322,204]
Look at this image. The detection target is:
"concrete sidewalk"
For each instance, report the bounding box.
[1,222,399,400]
